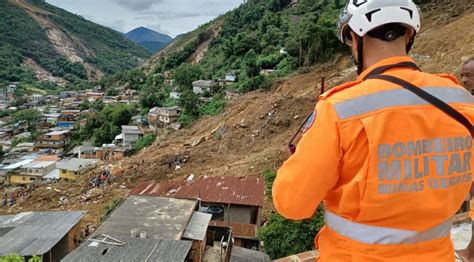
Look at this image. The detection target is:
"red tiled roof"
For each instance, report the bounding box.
[208,221,257,238]
[129,176,264,207]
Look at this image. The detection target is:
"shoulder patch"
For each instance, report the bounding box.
[436,73,461,85]
[319,80,361,100]
[302,111,316,134]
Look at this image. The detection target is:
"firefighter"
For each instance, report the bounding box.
[455,57,474,262]
[273,0,474,261]
[461,57,474,94]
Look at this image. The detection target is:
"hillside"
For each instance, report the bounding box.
[2,0,473,233]
[125,27,173,53]
[0,0,150,84]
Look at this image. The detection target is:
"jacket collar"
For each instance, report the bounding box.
[357,56,417,81]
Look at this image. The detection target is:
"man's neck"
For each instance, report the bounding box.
[362,40,408,70]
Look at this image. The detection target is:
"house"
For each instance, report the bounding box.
[95,144,127,161]
[117,126,143,149]
[170,91,182,99]
[10,142,35,155]
[34,130,71,153]
[217,72,238,86]
[73,145,97,159]
[29,94,45,104]
[192,80,217,96]
[130,176,265,249]
[56,158,99,180]
[85,92,104,102]
[57,110,80,129]
[0,211,84,262]
[63,196,198,262]
[149,106,182,127]
[8,161,56,185]
[2,158,35,185]
[72,144,126,161]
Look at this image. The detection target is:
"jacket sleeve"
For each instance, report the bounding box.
[273,100,342,220]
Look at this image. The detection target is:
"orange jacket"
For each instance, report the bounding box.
[273,56,474,261]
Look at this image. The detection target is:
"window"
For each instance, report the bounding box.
[62,170,67,174]
[22,177,26,181]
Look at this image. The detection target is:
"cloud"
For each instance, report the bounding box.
[111,0,162,11]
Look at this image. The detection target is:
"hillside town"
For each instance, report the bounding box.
[0,70,240,189]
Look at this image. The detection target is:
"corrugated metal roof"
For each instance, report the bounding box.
[2,159,35,170]
[130,176,265,207]
[208,221,257,238]
[94,196,197,241]
[183,212,212,241]
[0,211,84,256]
[63,237,192,262]
[22,161,56,169]
[56,158,99,172]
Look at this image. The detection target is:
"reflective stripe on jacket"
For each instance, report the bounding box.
[273,56,474,261]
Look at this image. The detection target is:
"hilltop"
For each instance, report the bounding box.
[125,27,173,53]
[0,0,150,85]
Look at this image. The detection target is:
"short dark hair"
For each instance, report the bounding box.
[463,57,474,66]
[367,23,407,42]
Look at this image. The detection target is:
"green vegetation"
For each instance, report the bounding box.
[102,198,124,222]
[76,104,135,146]
[0,0,149,85]
[149,0,345,93]
[0,254,41,262]
[258,170,325,259]
[132,134,156,153]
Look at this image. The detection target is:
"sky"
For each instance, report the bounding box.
[45,0,244,37]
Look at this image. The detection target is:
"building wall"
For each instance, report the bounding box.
[225,206,252,224]
[50,222,82,261]
[60,169,78,180]
[9,174,36,185]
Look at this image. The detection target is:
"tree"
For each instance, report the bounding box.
[174,64,204,90]
[258,170,325,259]
[178,90,201,117]
[258,211,324,259]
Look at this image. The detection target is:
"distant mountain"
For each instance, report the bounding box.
[138,41,169,53]
[126,27,173,53]
[0,0,150,83]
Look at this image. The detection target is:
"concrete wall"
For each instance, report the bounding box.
[225,206,252,224]
[49,222,82,262]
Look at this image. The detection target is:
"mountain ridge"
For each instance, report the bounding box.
[126,27,172,53]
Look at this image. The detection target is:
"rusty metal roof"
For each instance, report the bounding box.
[208,221,257,238]
[130,176,264,207]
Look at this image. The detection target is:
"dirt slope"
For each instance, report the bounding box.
[2,2,473,230]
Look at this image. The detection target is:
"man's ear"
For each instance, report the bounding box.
[406,28,415,43]
[350,31,359,62]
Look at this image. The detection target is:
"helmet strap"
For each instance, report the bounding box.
[357,36,364,75]
[406,32,417,53]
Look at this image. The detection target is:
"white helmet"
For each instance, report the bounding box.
[338,0,421,44]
